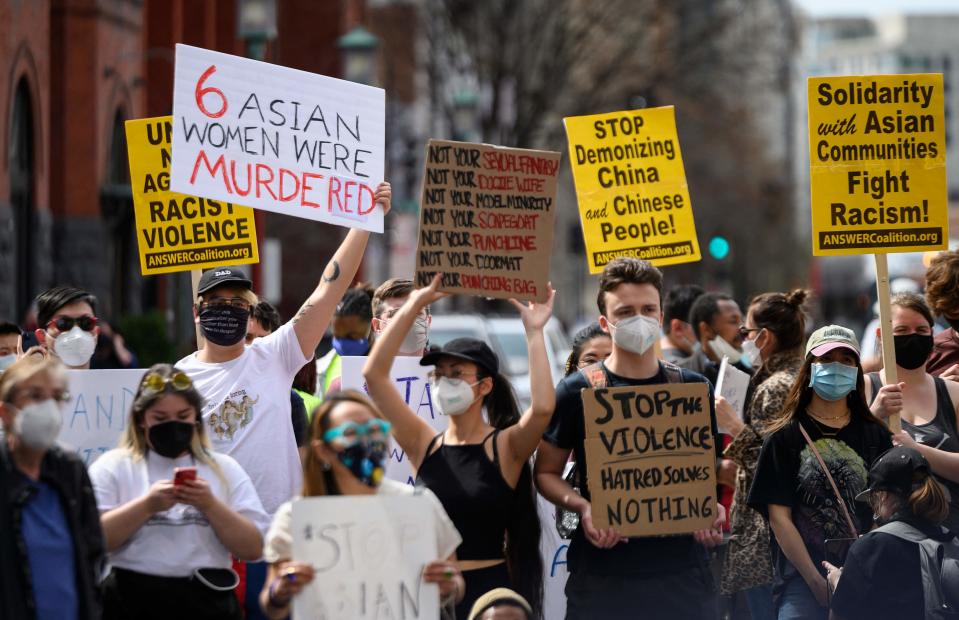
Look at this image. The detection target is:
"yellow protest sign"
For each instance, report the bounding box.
[125,117,259,275]
[808,74,948,255]
[565,106,701,273]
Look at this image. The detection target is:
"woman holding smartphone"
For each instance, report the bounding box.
[89,364,270,620]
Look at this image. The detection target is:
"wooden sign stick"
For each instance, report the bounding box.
[874,254,900,433]
[191,269,204,350]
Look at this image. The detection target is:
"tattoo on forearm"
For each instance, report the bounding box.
[292,303,313,325]
[323,260,341,283]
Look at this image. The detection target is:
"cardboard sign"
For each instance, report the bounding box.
[414,139,560,302]
[808,74,948,255]
[126,117,259,275]
[582,383,716,536]
[292,495,445,620]
[714,357,751,434]
[59,370,145,465]
[170,44,386,232]
[340,356,444,486]
[565,107,701,273]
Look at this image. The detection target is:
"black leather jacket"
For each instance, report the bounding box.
[0,443,105,619]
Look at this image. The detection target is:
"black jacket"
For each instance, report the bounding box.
[0,443,105,620]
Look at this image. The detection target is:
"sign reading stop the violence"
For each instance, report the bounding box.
[565,107,701,274]
[170,44,386,232]
[126,116,259,275]
[414,139,560,303]
[582,383,716,537]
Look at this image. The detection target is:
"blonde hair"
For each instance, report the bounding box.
[120,364,225,484]
[0,356,67,404]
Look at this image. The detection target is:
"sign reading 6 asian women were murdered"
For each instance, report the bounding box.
[565,107,701,273]
[808,74,948,255]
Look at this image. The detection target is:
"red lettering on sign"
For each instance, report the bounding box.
[195,65,228,119]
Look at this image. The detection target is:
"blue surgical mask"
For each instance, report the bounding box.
[809,362,859,401]
[333,336,369,357]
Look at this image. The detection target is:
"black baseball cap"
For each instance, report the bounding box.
[855,446,931,503]
[420,338,499,375]
[197,267,253,295]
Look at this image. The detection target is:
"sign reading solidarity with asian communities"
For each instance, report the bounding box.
[59,370,145,466]
[565,107,701,274]
[808,74,948,255]
[414,139,560,303]
[582,383,716,537]
[292,495,450,620]
[126,117,259,275]
[170,44,386,232]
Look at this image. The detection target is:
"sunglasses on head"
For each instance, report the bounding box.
[47,315,98,333]
[141,371,193,396]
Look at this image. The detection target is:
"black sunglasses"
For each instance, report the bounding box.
[47,315,98,333]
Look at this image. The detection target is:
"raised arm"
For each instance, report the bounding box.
[501,286,556,464]
[363,273,447,471]
[290,182,391,359]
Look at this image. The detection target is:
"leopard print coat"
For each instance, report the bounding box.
[720,348,803,594]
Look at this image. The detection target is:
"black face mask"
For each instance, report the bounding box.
[199,305,249,346]
[894,333,934,370]
[337,441,387,487]
[148,420,195,458]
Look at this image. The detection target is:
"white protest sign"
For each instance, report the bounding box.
[59,369,144,466]
[292,495,442,620]
[715,357,750,434]
[340,356,444,486]
[170,44,386,232]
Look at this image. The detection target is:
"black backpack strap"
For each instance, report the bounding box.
[662,361,685,384]
[578,362,608,389]
[874,520,928,542]
[866,372,882,406]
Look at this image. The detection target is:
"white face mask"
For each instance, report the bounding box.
[709,334,743,365]
[13,399,63,450]
[52,326,97,368]
[742,333,763,368]
[609,314,660,355]
[431,377,480,416]
[398,316,430,356]
[0,354,16,372]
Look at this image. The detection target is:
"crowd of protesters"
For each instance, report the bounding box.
[2,185,959,619]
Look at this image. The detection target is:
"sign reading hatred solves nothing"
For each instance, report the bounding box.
[565,107,701,273]
[170,44,386,232]
[808,74,948,255]
[415,139,560,303]
[126,117,259,275]
[582,383,716,537]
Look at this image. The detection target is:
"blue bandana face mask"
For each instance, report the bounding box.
[332,336,369,357]
[809,362,859,401]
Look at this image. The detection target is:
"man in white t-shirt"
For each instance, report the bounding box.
[177,182,391,516]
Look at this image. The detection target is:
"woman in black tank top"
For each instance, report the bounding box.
[866,293,959,533]
[363,275,556,618]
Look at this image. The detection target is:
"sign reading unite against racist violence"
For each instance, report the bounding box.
[126,117,259,275]
[170,44,386,233]
[414,139,560,302]
[808,74,948,255]
[565,107,701,273]
[582,383,716,537]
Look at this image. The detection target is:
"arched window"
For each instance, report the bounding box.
[8,79,35,319]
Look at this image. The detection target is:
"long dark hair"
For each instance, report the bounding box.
[765,353,887,436]
[473,365,544,618]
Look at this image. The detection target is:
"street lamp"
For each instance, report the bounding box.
[337,26,379,85]
[238,0,277,61]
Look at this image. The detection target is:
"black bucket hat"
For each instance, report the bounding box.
[420,338,499,376]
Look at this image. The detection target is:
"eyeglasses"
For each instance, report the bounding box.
[201,297,252,312]
[738,325,762,339]
[141,371,193,396]
[427,370,480,382]
[47,315,98,333]
[323,419,392,446]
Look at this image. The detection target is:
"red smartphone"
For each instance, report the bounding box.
[173,467,197,486]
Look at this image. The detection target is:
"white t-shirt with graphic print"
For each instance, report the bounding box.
[90,448,270,577]
[177,322,310,515]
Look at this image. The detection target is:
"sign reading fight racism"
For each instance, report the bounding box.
[565,107,701,273]
[341,356,442,486]
[59,370,145,466]
[582,383,716,537]
[808,74,948,255]
[170,44,386,232]
[292,495,450,620]
[414,139,560,302]
[126,117,259,275]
